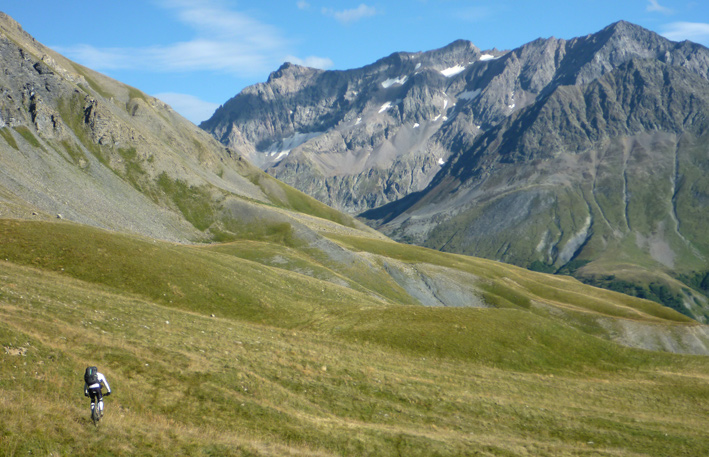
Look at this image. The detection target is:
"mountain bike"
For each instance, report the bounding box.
[88,390,109,426]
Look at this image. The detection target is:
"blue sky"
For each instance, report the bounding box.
[3,1,708,124]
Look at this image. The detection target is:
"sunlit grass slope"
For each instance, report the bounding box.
[1,219,709,456]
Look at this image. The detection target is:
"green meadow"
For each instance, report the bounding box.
[1,219,708,456]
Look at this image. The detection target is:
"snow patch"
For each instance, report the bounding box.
[265,131,322,161]
[433,114,441,121]
[438,158,445,165]
[413,123,420,128]
[415,63,421,70]
[508,92,516,109]
[479,54,497,61]
[440,65,465,77]
[378,99,401,114]
[355,117,362,125]
[459,89,481,100]
[382,75,408,88]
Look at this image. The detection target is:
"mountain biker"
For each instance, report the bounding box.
[84,366,111,418]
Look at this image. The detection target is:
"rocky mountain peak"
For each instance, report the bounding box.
[267,61,322,84]
[202,20,709,213]
[427,39,480,60]
[443,38,476,50]
[603,20,658,40]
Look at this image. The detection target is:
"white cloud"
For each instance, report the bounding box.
[661,22,709,45]
[297,1,310,10]
[53,0,330,78]
[646,0,673,14]
[284,55,334,69]
[154,92,220,125]
[323,4,378,24]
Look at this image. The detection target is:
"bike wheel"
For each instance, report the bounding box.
[91,406,100,426]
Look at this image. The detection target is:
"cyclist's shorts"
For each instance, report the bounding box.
[88,387,103,402]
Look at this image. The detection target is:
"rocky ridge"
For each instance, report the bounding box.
[202,21,709,214]
[0,12,373,244]
[201,39,507,213]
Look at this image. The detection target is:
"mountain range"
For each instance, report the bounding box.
[201,21,709,321]
[3,11,709,456]
[2,7,708,353]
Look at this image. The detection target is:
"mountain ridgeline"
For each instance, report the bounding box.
[4,12,709,456]
[0,12,368,245]
[201,21,709,321]
[1,9,706,353]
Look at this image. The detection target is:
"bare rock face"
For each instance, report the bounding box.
[202,22,709,216]
[363,56,709,320]
[202,39,500,213]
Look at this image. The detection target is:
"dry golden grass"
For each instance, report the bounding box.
[1,221,708,456]
[1,259,709,456]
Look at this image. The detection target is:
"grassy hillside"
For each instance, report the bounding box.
[0,13,368,248]
[2,219,709,456]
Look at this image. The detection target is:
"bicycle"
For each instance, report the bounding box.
[87,389,110,427]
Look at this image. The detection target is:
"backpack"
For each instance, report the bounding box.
[84,366,98,385]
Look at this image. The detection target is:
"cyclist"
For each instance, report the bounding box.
[84,366,111,418]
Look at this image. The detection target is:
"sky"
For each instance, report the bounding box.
[3,1,709,124]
